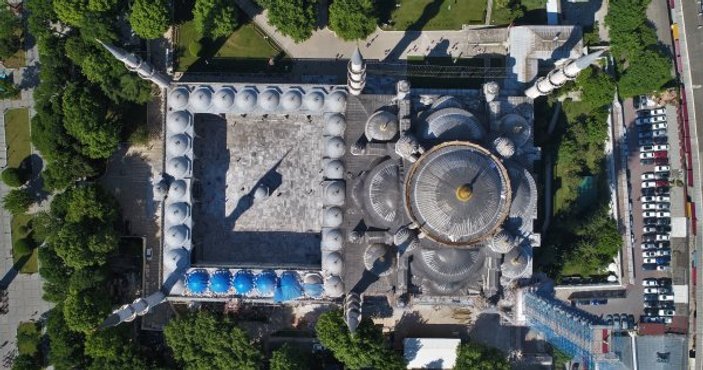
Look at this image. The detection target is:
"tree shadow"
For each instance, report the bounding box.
[18,64,39,90]
[385,0,446,62]
[0,255,30,289]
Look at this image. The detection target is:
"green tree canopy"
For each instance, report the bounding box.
[193,0,239,39]
[315,310,405,370]
[0,6,21,59]
[266,0,317,43]
[63,283,111,333]
[2,188,33,215]
[0,78,20,100]
[455,342,510,370]
[41,151,99,191]
[618,49,673,98]
[51,222,119,269]
[129,0,170,39]
[46,307,89,369]
[2,167,27,187]
[38,246,72,302]
[61,83,120,159]
[84,327,150,370]
[576,66,616,111]
[329,0,376,41]
[163,312,263,370]
[11,354,38,370]
[270,344,309,370]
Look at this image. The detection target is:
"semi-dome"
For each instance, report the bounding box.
[324,276,344,297]
[169,180,187,199]
[163,247,189,271]
[166,111,192,132]
[165,225,190,246]
[325,137,346,159]
[493,136,515,158]
[364,160,400,224]
[232,270,254,294]
[325,114,347,136]
[501,245,531,280]
[326,90,347,112]
[499,113,531,147]
[415,248,482,283]
[213,88,235,110]
[168,87,189,110]
[281,90,303,110]
[323,252,344,275]
[209,269,231,294]
[167,156,191,178]
[166,202,191,224]
[304,91,325,111]
[395,134,420,158]
[405,142,511,246]
[365,110,399,142]
[324,160,345,179]
[167,134,192,156]
[363,244,395,277]
[506,162,538,229]
[259,89,280,111]
[189,87,212,111]
[186,269,209,294]
[255,270,278,296]
[323,181,345,205]
[431,96,463,110]
[236,88,258,111]
[323,206,344,227]
[418,107,486,142]
[321,228,343,250]
[489,229,515,254]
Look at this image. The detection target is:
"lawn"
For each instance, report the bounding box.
[11,213,37,274]
[4,108,30,168]
[379,0,487,31]
[490,0,546,26]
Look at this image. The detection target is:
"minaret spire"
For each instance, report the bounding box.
[347,46,366,96]
[525,49,606,99]
[97,39,171,89]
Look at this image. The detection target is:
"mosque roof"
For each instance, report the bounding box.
[186,269,209,294]
[365,110,399,142]
[233,270,254,294]
[210,269,231,294]
[255,270,278,296]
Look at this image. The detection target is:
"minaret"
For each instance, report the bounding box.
[525,49,606,99]
[98,40,171,89]
[344,292,362,333]
[100,291,166,329]
[347,47,366,96]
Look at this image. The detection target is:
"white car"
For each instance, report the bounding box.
[643,250,658,257]
[640,152,655,160]
[643,278,658,287]
[654,165,671,173]
[651,115,667,123]
[655,202,670,210]
[648,108,667,115]
[656,211,671,218]
[641,172,658,181]
[644,287,659,294]
[655,195,671,202]
[641,196,656,202]
[642,203,658,210]
[641,242,656,249]
[656,234,670,241]
[640,145,654,153]
[664,317,673,324]
[653,145,670,152]
[658,309,676,316]
[642,181,658,188]
[652,122,668,130]
[657,265,671,271]
[656,249,671,257]
[644,257,658,264]
[643,211,658,218]
[652,129,668,138]
[659,294,674,301]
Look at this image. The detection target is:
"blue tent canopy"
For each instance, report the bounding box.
[233,270,254,294]
[255,270,278,296]
[274,271,304,303]
[303,283,324,298]
[210,269,231,294]
[186,269,209,294]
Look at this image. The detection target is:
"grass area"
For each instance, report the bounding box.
[4,108,30,168]
[174,19,284,73]
[11,213,37,273]
[16,322,41,355]
[490,0,546,26]
[378,0,486,31]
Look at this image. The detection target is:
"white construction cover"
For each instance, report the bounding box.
[671,217,687,238]
[404,338,460,369]
[673,285,688,304]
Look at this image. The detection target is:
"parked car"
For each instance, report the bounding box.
[658,286,673,294]
[652,129,668,138]
[642,234,658,242]
[658,309,676,316]
[639,131,653,139]
[653,145,670,152]
[643,250,659,257]
[643,203,658,210]
[664,317,673,324]
[655,249,671,257]
[643,211,658,218]
[655,202,670,210]
[652,122,668,130]
[656,219,671,226]
[655,234,670,241]
[642,181,660,189]
[655,195,671,202]
[644,287,659,294]
[657,265,671,271]
[653,151,668,159]
[641,172,659,181]
[641,242,657,249]
[658,278,672,286]
[654,157,670,166]
[654,165,671,173]
[640,152,655,160]
[659,294,674,301]
[640,145,654,153]
[643,278,658,286]
[643,257,658,264]
[643,217,658,225]
[656,211,671,218]
[642,196,657,202]
[642,263,658,270]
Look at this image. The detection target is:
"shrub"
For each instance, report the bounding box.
[2,167,25,187]
[188,40,202,57]
[14,238,34,256]
[3,188,33,214]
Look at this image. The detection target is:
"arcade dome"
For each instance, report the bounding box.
[325,137,346,159]
[167,156,191,178]
[326,90,347,112]
[324,181,345,205]
[166,111,192,132]
[186,269,209,294]
[209,269,231,294]
[167,134,191,156]
[323,252,343,275]
[189,87,212,111]
[163,247,189,271]
[213,88,235,110]
[236,88,258,111]
[166,202,191,224]
[255,270,278,296]
[304,91,325,111]
[323,206,344,227]
[168,87,189,110]
[325,114,347,136]
[324,160,345,179]
[165,225,189,247]
[233,270,254,294]
[169,180,187,199]
[281,90,303,110]
[259,89,280,111]
[365,110,399,142]
[321,228,343,250]
[324,275,344,297]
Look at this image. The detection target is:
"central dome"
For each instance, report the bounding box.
[405,142,511,246]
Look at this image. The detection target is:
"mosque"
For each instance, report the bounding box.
[99,26,603,329]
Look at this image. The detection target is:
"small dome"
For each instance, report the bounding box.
[167,134,192,156]
[255,270,278,296]
[303,273,323,285]
[365,110,399,142]
[326,90,347,112]
[169,180,187,199]
[186,269,209,294]
[323,206,344,227]
[323,181,345,205]
[325,137,346,159]
[324,276,344,297]
[304,91,325,111]
[499,114,531,147]
[189,87,212,111]
[324,160,345,179]
[259,89,280,111]
[163,247,189,271]
[493,136,515,158]
[321,228,343,250]
[281,90,303,110]
[323,252,343,275]
[166,111,192,132]
[363,244,394,276]
[501,245,531,280]
[395,134,419,158]
[166,202,191,224]
[489,229,515,254]
[232,270,254,294]
[209,269,231,294]
[168,87,189,110]
[213,88,235,110]
[236,88,258,111]
[167,156,191,178]
[154,180,168,197]
[165,225,190,246]
[325,114,347,136]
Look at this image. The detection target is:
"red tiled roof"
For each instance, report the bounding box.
[638,323,666,336]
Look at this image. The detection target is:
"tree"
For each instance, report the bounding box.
[51,222,119,269]
[2,167,26,187]
[46,307,89,369]
[315,310,405,370]
[164,312,263,370]
[63,285,111,333]
[618,49,673,98]
[38,247,72,302]
[193,0,239,39]
[454,342,510,370]
[3,188,32,215]
[270,344,308,370]
[0,78,20,99]
[62,83,121,159]
[576,67,615,111]
[0,6,21,59]
[58,183,118,224]
[84,327,149,369]
[266,0,317,42]
[329,0,376,41]
[129,0,170,39]
[11,354,38,370]
[41,151,99,191]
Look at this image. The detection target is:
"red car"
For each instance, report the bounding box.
[654,158,669,166]
[653,151,668,159]
[655,180,669,187]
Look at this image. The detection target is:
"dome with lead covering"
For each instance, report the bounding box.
[325,114,347,136]
[324,181,345,205]
[169,180,187,199]
[303,273,324,298]
[236,88,258,111]
[418,108,486,142]
[155,180,168,197]
[325,137,346,158]
[167,156,191,178]
[213,88,235,110]
[189,87,212,111]
[365,110,399,142]
[168,87,190,110]
[259,89,280,111]
[395,134,420,158]
[363,244,395,276]
[233,270,254,294]
[499,114,531,147]
[501,245,531,280]
[166,202,191,224]
[431,96,463,110]
[324,160,345,179]
[165,225,190,246]
[163,247,189,271]
[282,90,302,110]
[506,161,538,228]
[167,134,192,156]
[323,206,344,227]
[255,270,278,296]
[321,228,343,250]
[489,229,515,254]
[324,275,344,297]
[405,142,511,246]
[304,90,325,111]
[493,136,515,158]
[323,252,343,275]
[326,90,347,112]
[364,160,401,224]
[186,269,209,294]
[167,111,192,132]
[414,248,482,283]
[209,269,231,294]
